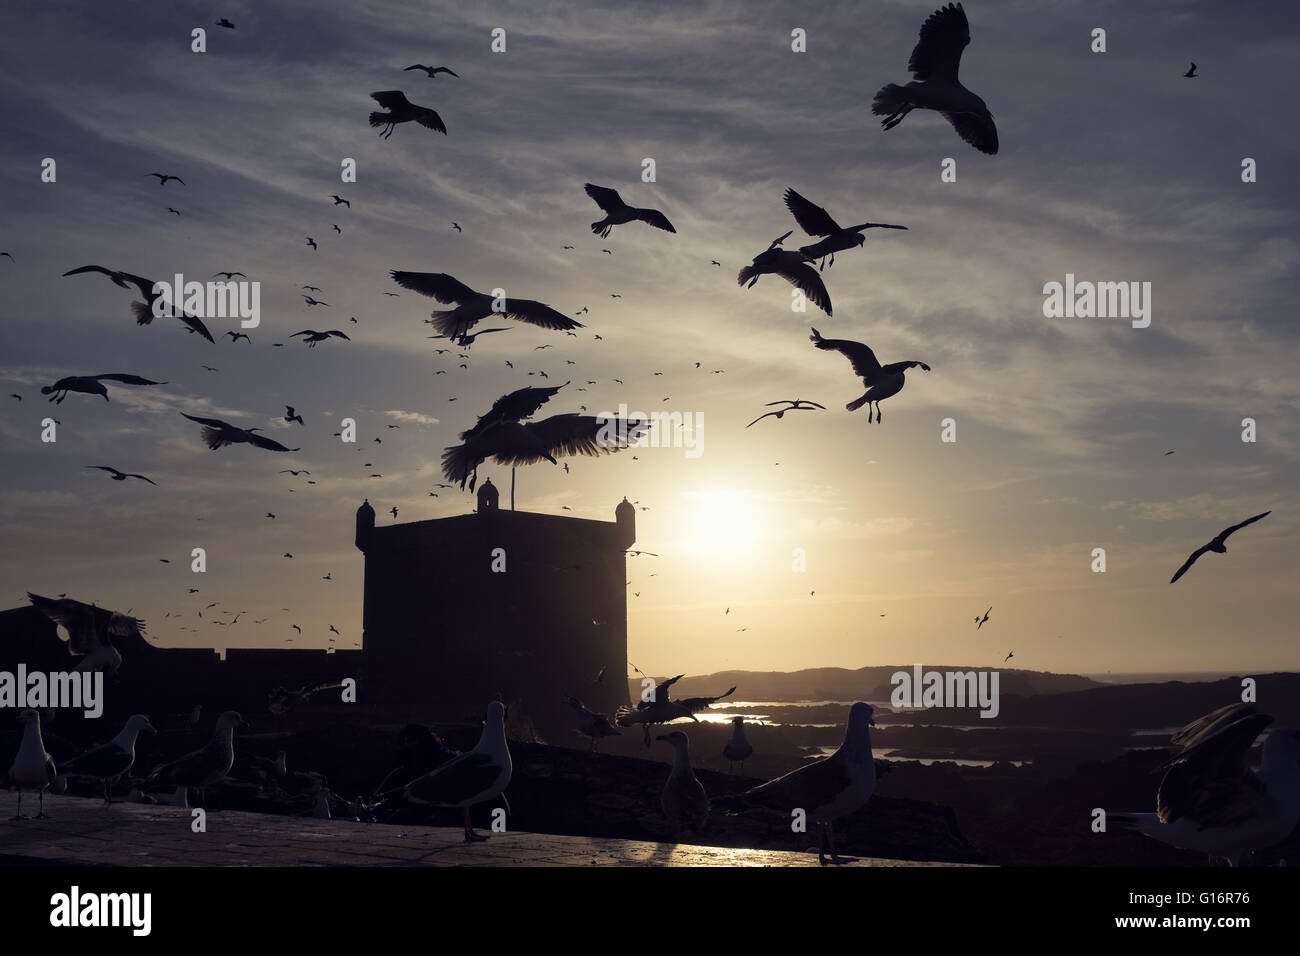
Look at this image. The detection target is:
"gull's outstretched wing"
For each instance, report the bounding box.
[908,2,970,82]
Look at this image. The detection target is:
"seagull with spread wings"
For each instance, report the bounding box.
[1169,511,1270,584]
[1110,704,1300,866]
[368,90,446,138]
[583,183,676,239]
[180,413,300,452]
[810,327,930,423]
[872,2,998,154]
[62,265,214,341]
[737,231,832,316]
[404,64,459,78]
[86,465,156,485]
[746,399,825,428]
[290,329,351,348]
[27,592,143,674]
[392,271,581,341]
[41,373,166,403]
[783,188,908,271]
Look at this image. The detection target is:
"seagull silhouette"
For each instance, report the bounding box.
[181,413,300,452]
[1184,62,1198,78]
[783,187,907,271]
[284,406,305,425]
[584,184,675,238]
[147,173,185,185]
[41,373,166,403]
[62,265,214,341]
[86,466,156,485]
[746,399,826,428]
[392,271,581,340]
[872,3,998,154]
[975,606,991,629]
[330,194,350,207]
[810,327,930,423]
[404,64,459,78]
[738,231,832,315]
[369,90,446,138]
[1170,512,1270,584]
[291,329,351,347]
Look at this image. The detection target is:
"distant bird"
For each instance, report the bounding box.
[657,731,709,832]
[810,327,930,423]
[442,413,648,491]
[1169,511,1270,584]
[390,506,398,519]
[584,184,676,238]
[27,592,140,674]
[7,709,56,819]
[566,697,621,752]
[392,700,512,842]
[975,606,991,629]
[1110,704,1300,867]
[738,232,832,316]
[145,710,245,808]
[302,295,330,306]
[1184,62,1198,78]
[451,222,462,233]
[55,714,155,803]
[746,399,826,428]
[181,413,300,453]
[215,18,235,29]
[405,64,459,78]
[86,465,156,485]
[62,265,214,341]
[306,237,317,250]
[723,716,754,773]
[1003,650,1013,663]
[41,373,165,404]
[167,207,181,216]
[265,513,275,519]
[212,271,245,279]
[332,225,341,234]
[284,406,305,425]
[615,675,735,747]
[330,195,350,207]
[290,329,351,348]
[280,469,310,475]
[717,702,876,865]
[225,331,250,343]
[711,260,720,266]
[872,2,998,154]
[783,187,908,270]
[392,271,581,340]
[147,173,184,185]
[369,90,446,138]
[1,252,14,261]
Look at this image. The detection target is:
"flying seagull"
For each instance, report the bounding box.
[1169,511,1270,584]
[404,64,459,78]
[330,194,350,207]
[1184,62,1198,78]
[1110,704,1300,866]
[583,183,676,239]
[41,373,166,403]
[975,606,991,629]
[284,406,305,425]
[565,697,621,752]
[181,413,300,452]
[656,731,709,833]
[615,675,736,747]
[306,237,317,250]
[290,329,351,348]
[369,90,446,138]
[738,232,832,316]
[810,327,930,423]
[86,465,156,485]
[746,399,825,428]
[62,265,214,341]
[147,173,185,185]
[716,702,876,865]
[212,271,246,279]
[54,714,155,803]
[872,2,998,154]
[460,382,570,442]
[391,271,582,340]
[27,592,142,674]
[783,187,908,270]
[215,18,235,29]
[302,295,330,306]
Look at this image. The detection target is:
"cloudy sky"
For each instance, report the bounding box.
[1,0,1296,679]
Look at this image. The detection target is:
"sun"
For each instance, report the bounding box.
[678,488,764,563]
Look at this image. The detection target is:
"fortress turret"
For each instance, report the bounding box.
[355,498,375,552]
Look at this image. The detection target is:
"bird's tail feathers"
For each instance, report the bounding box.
[872,83,908,117]
[737,266,758,287]
[589,220,606,236]
[131,301,155,326]
[440,443,477,488]
[368,111,391,128]
[427,310,462,338]
[846,392,871,412]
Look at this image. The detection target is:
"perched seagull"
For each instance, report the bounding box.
[657,731,709,833]
[369,90,447,138]
[330,194,350,207]
[181,413,300,452]
[145,710,245,808]
[1184,62,1198,78]
[8,710,56,819]
[810,327,930,423]
[395,700,512,842]
[1110,704,1300,866]
[746,399,825,428]
[62,265,214,341]
[975,606,991,629]
[723,716,754,773]
[1169,512,1270,584]
[738,231,832,316]
[147,173,185,185]
[783,187,908,270]
[284,406,305,425]
[583,183,676,238]
[86,465,156,485]
[404,64,459,78]
[27,592,140,674]
[41,373,165,403]
[872,2,998,154]
[392,271,582,340]
[54,714,155,803]
[565,697,621,752]
[441,414,647,491]
[290,329,351,348]
[718,702,877,865]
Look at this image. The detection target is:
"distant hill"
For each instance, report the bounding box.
[629,665,1102,703]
